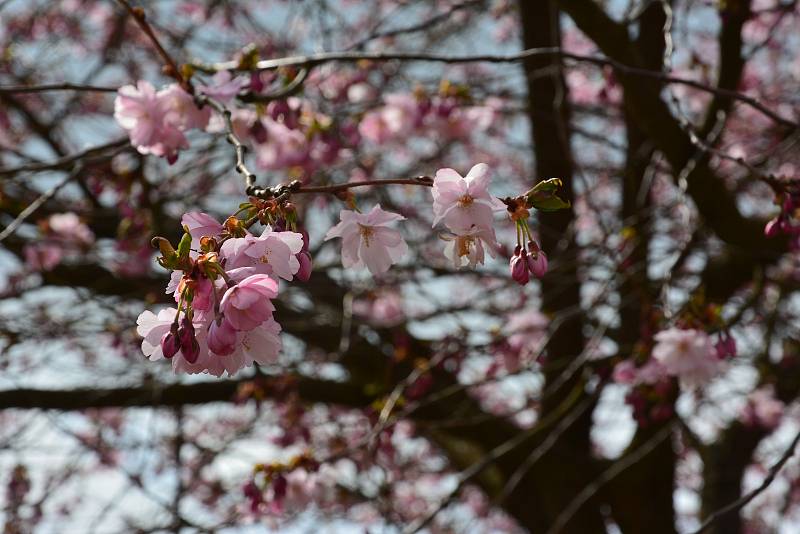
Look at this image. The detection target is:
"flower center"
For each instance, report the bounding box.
[359,224,374,247]
[457,236,475,257]
[259,250,271,264]
[458,194,474,207]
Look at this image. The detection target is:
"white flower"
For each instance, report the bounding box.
[652,328,722,388]
[324,205,408,276]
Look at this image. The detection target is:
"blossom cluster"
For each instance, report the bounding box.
[765,180,800,248]
[135,160,564,375]
[137,210,310,376]
[114,81,210,163]
[358,87,498,145]
[23,213,95,272]
[614,327,735,389]
[114,72,358,175]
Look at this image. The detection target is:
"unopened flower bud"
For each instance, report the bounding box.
[250,120,267,143]
[715,333,737,359]
[224,216,245,237]
[208,318,237,356]
[510,247,529,286]
[160,327,180,359]
[527,250,548,278]
[200,235,218,252]
[152,236,176,257]
[182,336,200,364]
[296,251,313,282]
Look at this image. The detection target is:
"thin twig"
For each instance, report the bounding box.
[191,47,797,130]
[0,138,129,177]
[0,83,119,94]
[404,391,596,534]
[0,164,84,243]
[689,427,800,534]
[114,0,187,88]
[295,177,433,194]
[195,94,258,190]
[347,0,485,50]
[545,422,676,534]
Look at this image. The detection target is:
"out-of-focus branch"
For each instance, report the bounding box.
[692,427,800,534]
[114,0,187,88]
[0,83,118,94]
[0,164,84,243]
[0,138,129,177]
[0,376,373,411]
[191,47,796,129]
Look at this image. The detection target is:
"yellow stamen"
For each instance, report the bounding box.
[458,194,474,207]
[359,224,374,247]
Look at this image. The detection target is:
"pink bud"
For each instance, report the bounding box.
[715,333,737,359]
[160,329,180,359]
[249,72,264,93]
[250,120,267,144]
[300,229,310,253]
[208,318,237,356]
[177,317,195,348]
[182,336,200,364]
[612,360,637,385]
[527,250,548,278]
[296,251,313,282]
[510,248,530,285]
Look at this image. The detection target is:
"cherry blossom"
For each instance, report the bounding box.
[114,81,208,163]
[652,328,722,388]
[324,205,408,275]
[358,93,420,144]
[219,274,279,331]
[431,163,505,234]
[220,228,304,281]
[47,213,94,246]
[441,228,498,269]
[197,71,249,104]
[23,243,63,272]
[740,386,784,429]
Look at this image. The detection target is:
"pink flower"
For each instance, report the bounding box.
[23,243,63,271]
[430,104,495,139]
[652,328,722,388]
[114,81,188,162]
[613,358,670,386]
[230,318,282,367]
[324,205,408,276]
[207,318,237,356]
[441,228,497,268]
[358,93,420,144]
[114,82,209,163]
[220,227,304,281]
[353,291,405,327]
[219,274,279,331]
[431,163,505,234]
[182,211,224,251]
[189,318,283,376]
[137,308,283,377]
[255,118,309,170]
[197,71,248,104]
[740,386,784,429]
[48,213,94,246]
